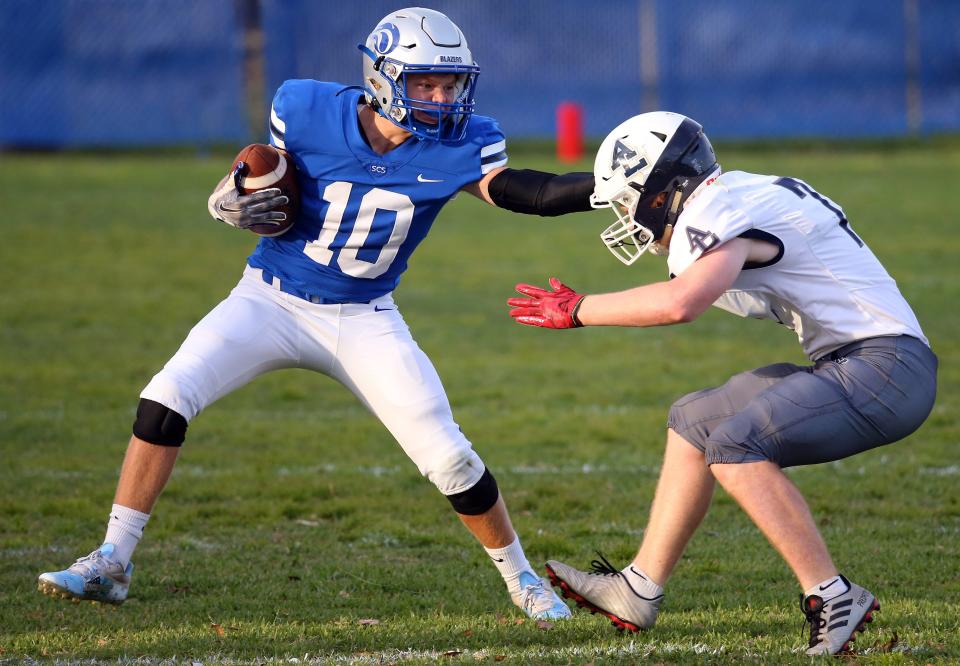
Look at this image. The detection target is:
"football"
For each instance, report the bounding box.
[230,143,299,237]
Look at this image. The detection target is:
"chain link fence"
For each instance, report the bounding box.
[2,0,958,146]
[0,0,248,147]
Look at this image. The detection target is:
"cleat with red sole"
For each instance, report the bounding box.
[545,559,660,632]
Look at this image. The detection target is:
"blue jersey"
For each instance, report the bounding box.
[247,80,508,302]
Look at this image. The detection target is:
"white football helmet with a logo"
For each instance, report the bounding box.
[360,7,479,142]
[591,112,719,264]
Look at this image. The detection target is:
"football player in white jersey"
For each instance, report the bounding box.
[37,8,599,621]
[507,112,938,655]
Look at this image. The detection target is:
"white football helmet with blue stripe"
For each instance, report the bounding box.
[360,7,479,143]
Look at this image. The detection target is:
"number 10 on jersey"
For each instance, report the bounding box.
[304,182,415,279]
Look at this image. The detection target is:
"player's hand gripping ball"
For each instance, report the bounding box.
[229,144,300,237]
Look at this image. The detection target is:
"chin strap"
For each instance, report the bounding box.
[663,184,686,229]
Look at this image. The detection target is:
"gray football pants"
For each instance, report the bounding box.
[667,335,938,467]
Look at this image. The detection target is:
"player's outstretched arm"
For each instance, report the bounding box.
[207,173,289,230]
[509,238,752,329]
[463,166,595,217]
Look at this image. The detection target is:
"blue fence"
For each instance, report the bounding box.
[0,0,248,147]
[2,1,958,147]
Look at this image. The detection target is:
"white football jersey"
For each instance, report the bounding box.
[667,170,928,361]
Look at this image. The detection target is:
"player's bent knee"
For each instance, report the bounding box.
[132,398,188,447]
[445,467,499,515]
[421,441,485,491]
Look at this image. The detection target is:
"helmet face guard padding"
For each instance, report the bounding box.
[592,115,719,265]
[360,8,480,143]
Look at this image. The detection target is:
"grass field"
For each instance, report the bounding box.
[1,140,958,664]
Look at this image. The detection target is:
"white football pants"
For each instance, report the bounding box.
[141,265,486,495]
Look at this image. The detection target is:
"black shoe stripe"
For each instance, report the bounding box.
[832,598,853,609]
[827,620,849,631]
[831,609,852,619]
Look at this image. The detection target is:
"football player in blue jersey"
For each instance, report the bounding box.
[38,7,594,620]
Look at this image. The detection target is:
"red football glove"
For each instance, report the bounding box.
[508,277,586,329]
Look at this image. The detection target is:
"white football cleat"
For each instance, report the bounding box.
[802,575,879,655]
[37,543,133,605]
[546,557,662,631]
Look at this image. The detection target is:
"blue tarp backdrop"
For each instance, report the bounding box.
[2,0,958,147]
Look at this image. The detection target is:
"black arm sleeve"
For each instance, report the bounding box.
[487,168,594,217]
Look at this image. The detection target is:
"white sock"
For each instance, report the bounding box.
[805,575,848,603]
[485,536,535,595]
[103,503,150,567]
[621,563,665,598]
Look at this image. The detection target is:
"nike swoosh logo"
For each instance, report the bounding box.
[374,305,395,312]
[417,174,444,183]
[491,557,504,562]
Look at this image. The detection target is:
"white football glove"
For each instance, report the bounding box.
[207,174,289,230]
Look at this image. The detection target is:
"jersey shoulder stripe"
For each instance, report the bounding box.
[269,106,286,149]
[481,139,506,158]
[480,138,508,173]
[481,153,508,174]
[468,115,508,174]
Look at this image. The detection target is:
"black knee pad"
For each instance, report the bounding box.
[445,467,499,516]
[133,398,188,446]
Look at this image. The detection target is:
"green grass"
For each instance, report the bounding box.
[1,140,958,664]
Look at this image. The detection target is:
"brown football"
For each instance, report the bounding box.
[230,143,299,237]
